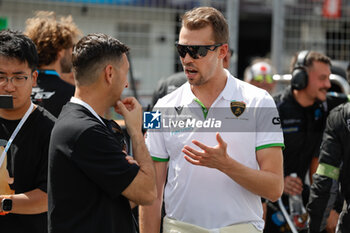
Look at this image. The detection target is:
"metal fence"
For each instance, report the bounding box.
[0,0,231,106]
[1,0,350,106]
[274,0,350,74]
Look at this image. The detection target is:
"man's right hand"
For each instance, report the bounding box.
[115,97,142,137]
[283,175,303,195]
[117,97,157,207]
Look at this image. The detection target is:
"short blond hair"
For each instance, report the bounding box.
[181,7,228,44]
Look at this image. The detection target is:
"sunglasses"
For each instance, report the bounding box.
[175,42,223,59]
[253,74,274,84]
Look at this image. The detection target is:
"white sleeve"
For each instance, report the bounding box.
[145,130,169,161]
[144,103,170,161]
[255,92,284,150]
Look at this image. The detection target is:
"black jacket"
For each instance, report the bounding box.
[31,70,75,118]
[307,102,350,233]
[263,87,348,233]
[273,87,347,180]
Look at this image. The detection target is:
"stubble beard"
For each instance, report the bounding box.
[188,74,206,86]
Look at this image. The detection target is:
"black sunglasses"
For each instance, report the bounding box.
[175,42,223,59]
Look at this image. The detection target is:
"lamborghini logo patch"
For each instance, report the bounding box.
[230,101,246,117]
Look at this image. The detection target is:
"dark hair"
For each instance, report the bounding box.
[0,29,38,71]
[290,51,331,73]
[72,33,129,86]
[182,7,228,44]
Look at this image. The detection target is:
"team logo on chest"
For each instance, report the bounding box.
[174,105,184,115]
[230,101,246,117]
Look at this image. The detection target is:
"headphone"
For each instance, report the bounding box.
[291,50,310,90]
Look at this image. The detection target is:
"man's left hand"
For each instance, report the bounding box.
[182,132,229,169]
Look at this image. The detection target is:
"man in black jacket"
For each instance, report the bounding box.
[307,102,350,233]
[264,51,348,233]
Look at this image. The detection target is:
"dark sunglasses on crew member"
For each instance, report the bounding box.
[175,41,223,59]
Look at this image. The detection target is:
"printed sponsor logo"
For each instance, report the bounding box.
[283,119,301,124]
[174,105,184,115]
[282,127,299,133]
[272,117,281,125]
[31,87,55,100]
[230,101,246,117]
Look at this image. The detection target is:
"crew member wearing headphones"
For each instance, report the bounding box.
[264,51,348,233]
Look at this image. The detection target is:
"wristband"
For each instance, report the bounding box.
[0,195,12,215]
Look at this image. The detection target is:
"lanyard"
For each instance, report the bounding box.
[0,102,34,168]
[70,97,106,126]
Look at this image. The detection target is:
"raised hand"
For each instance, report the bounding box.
[114,97,142,137]
[182,132,229,169]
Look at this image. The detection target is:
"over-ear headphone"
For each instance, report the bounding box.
[291,50,309,90]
